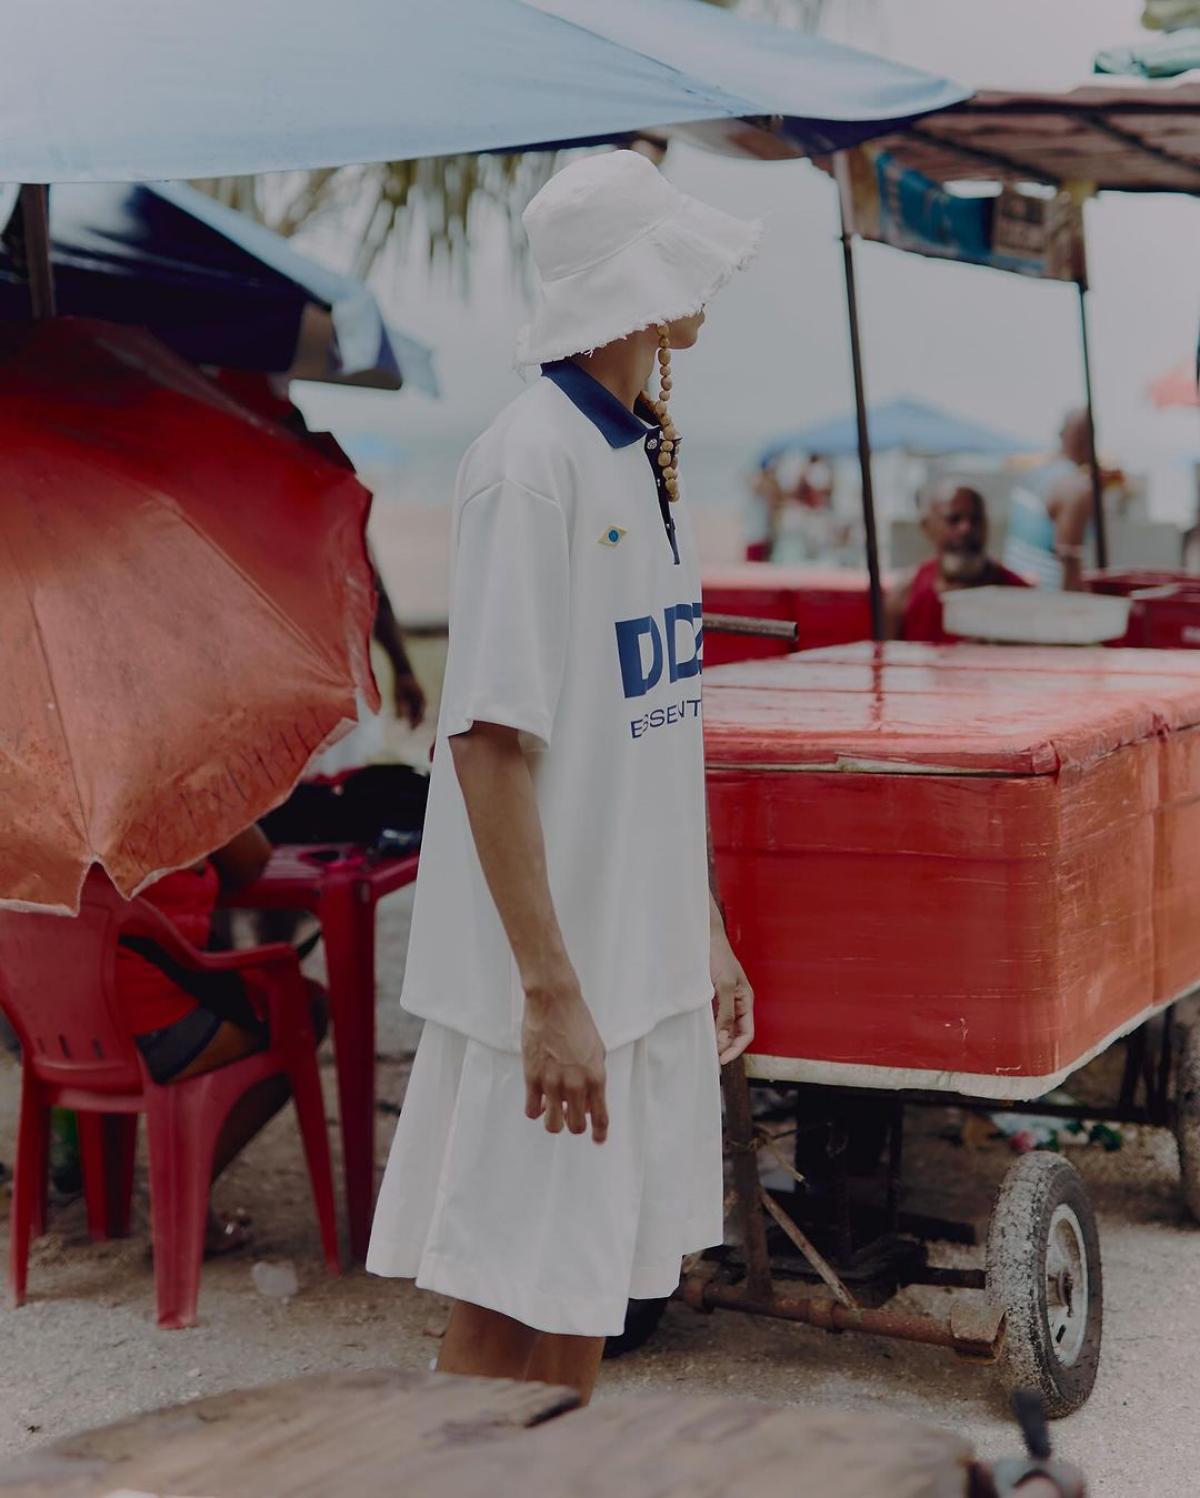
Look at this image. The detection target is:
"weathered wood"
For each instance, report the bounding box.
[0,1370,578,1498]
[0,1373,976,1498]
[394,1392,976,1498]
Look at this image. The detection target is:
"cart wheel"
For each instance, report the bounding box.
[985,1152,1102,1418]
[603,1297,670,1360]
[1174,1021,1200,1222]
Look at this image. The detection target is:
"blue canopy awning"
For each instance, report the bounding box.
[761,398,1037,464]
[0,182,437,393]
[0,0,969,182]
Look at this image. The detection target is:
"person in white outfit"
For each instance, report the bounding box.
[366,150,759,1402]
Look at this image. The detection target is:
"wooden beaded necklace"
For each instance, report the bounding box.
[642,324,680,503]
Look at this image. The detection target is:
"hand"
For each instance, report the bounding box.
[522,968,608,1143]
[711,917,754,1065]
[393,671,427,729]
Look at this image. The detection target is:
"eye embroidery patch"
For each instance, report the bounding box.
[599,527,627,547]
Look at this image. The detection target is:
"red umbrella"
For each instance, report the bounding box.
[0,318,378,914]
[1149,361,1200,409]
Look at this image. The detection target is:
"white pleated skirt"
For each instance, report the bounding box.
[366,1003,723,1336]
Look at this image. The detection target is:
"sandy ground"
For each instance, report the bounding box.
[3,619,1199,1494]
[1,890,1199,1494]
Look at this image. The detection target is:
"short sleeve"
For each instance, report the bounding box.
[440,480,570,749]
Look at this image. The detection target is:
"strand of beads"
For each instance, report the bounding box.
[645,325,680,502]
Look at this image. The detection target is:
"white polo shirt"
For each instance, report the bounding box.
[400,361,711,1053]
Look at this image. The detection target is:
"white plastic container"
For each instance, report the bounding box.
[943,586,1131,646]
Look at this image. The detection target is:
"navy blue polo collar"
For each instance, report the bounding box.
[541,359,651,450]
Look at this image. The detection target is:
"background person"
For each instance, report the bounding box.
[887,482,1029,642]
[117,824,327,1254]
[1003,408,1101,592]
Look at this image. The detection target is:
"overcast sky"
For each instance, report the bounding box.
[298,0,1200,485]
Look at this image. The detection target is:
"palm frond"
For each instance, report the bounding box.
[193,0,825,282]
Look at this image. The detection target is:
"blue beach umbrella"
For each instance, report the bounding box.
[0,181,436,393]
[761,399,1037,466]
[0,0,968,182]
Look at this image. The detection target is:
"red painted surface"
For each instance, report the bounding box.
[705,643,1200,1092]
[1130,586,1200,651]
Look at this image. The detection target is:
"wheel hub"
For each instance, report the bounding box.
[1045,1204,1089,1367]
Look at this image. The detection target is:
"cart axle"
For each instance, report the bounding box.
[678,1275,1004,1361]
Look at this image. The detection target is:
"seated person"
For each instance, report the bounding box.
[116,824,326,1253]
[887,483,1029,643]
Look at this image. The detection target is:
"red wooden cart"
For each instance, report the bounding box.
[674,641,1200,1415]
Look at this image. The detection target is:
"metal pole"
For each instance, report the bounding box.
[834,155,884,640]
[18,184,56,319]
[720,1057,775,1303]
[1077,280,1107,571]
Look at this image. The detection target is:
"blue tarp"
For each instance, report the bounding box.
[761,398,1037,463]
[0,0,969,182]
[0,182,437,392]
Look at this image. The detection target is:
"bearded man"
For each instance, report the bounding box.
[888,483,1029,642]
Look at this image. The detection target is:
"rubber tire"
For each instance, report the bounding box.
[1174,1020,1200,1222]
[603,1297,670,1359]
[985,1152,1103,1418]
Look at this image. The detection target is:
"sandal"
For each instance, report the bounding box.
[205,1208,253,1259]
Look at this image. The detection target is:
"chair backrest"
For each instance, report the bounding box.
[0,868,142,1093]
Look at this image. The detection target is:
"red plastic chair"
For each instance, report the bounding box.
[0,869,340,1329]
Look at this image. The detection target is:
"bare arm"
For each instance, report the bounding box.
[210,825,271,895]
[450,721,608,1141]
[707,802,755,1065]
[372,569,426,727]
[884,569,916,640]
[1048,472,1094,593]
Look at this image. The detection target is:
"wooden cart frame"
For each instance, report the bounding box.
[672,1003,1200,1416]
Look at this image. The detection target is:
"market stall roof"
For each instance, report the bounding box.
[0,182,436,393]
[760,397,1036,464]
[0,0,967,182]
[864,75,1200,193]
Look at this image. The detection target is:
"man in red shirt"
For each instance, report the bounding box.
[887,482,1029,643]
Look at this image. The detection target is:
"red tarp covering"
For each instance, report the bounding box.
[705,642,1200,1098]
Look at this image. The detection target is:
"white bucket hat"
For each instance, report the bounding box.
[516,150,761,367]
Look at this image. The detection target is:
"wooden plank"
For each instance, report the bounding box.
[0,1375,976,1498]
[398,1393,976,1498]
[0,1371,579,1498]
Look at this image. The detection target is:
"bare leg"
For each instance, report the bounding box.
[437,1301,541,1380]
[525,1333,605,1405]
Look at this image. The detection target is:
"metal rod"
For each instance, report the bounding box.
[812,1085,1153,1127]
[760,1189,857,1309]
[1077,280,1108,570]
[705,613,799,642]
[18,184,55,319]
[1156,1004,1176,1123]
[834,155,884,641]
[721,1058,775,1302]
[885,1102,904,1229]
[691,1280,1000,1358]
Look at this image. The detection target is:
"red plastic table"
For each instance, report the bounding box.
[231,845,420,1260]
